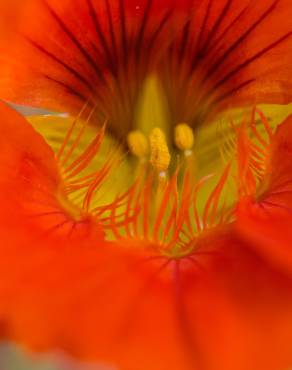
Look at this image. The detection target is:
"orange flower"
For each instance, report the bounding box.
[0,1,292,370]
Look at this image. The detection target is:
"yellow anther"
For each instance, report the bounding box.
[127,130,149,158]
[149,127,171,173]
[174,123,194,151]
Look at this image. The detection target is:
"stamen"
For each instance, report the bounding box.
[174,123,194,155]
[149,127,171,174]
[127,130,149,159]
[174,123,196,180]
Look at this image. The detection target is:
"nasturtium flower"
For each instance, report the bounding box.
[0,1,292,370]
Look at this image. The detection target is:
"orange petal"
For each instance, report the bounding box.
[236,115,292,273]
[0,101,104,249]
[264,114,292,203]
[237,197,292,275]
[1,199,292,370]
[0,0,190,138]
[160,0,292,127]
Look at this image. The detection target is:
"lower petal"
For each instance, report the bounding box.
[1,223,292,370]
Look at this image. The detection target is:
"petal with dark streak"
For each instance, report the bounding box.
[236,115,292,274]
[160,0,292,128]
[0,0,191,138]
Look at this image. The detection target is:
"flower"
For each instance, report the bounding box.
[0,1,292,370]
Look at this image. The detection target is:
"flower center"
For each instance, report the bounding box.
[29,77,236,257]
[48,106,231,258]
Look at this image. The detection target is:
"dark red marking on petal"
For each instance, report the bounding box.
[195,0,213,58]
[27,37,96,94]
[206,2,250,54]
[105,0,119,63]
[211,78,255,105]
[209,30,292,95]
[43,0,106,84]
[118,0,128,63]
[178,19,191,60]
[145,9,173,55]
[43,75,90,102]
[86,0,116,75]
[198,0,233,58]
[204,0,280,82]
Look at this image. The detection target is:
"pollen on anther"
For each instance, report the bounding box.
[174,123,194,152]
[127,130,149,158]
[149,127,171,173]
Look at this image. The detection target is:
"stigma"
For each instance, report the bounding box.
[149,127,171,175]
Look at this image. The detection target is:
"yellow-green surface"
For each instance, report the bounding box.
[0,343,115,370]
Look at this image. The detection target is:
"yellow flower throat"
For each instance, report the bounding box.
[28,76,292,257]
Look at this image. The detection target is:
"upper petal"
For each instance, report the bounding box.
[0,0,191,139]
[1,0,291,138]
[159,0,292,128]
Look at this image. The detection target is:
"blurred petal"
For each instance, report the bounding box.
[236,115,292,273]
[1,222,292,370]
[237,199,292,274]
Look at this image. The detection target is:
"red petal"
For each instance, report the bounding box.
[1,198,292,370]
[0,101,104,248]
[236,115,292,273]
[265,114,292,203]
[160,0,292,126]
[237,198,292,274]
[0,0,190,138]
